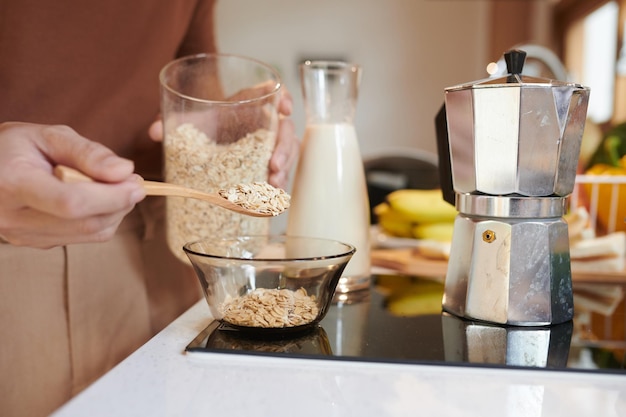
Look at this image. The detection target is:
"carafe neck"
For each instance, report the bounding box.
[300,60,361,125]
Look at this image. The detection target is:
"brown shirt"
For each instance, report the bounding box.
[0,2,217,416]
[0,0,217,178]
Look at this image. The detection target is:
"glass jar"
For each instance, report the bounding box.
[159,53,281,262]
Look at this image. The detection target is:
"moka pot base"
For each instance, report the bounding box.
[442,193,574,326]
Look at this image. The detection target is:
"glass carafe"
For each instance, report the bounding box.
[287,60,371,294]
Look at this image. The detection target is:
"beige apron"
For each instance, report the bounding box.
[0,197,201,417]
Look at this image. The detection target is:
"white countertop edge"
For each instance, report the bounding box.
[52,300,626,417]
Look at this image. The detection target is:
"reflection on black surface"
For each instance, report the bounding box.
[441,313,573,368]
[186,274,626,374]
[188,321,333,356]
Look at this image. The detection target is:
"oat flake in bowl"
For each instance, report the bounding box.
[183,235,356,333]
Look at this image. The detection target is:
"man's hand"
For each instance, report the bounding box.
[0,122,145,248]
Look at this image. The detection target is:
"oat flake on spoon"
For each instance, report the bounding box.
[219,182,291,216]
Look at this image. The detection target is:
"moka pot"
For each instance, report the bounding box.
[436,49,590,326]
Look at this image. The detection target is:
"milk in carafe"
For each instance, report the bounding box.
[287,60,371,293]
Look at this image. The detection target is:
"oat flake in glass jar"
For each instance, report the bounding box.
[159,53,281,262]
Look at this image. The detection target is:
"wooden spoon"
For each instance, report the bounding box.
[53,165,278,218]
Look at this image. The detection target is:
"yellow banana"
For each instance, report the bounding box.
[386,189,457,224]
[374,202,416,237]
[412,222,455,242]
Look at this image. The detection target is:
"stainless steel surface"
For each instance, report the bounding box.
[441,49,587,326]
[444,59,590,197]
[443,214,573,325]
[456,193,566,218]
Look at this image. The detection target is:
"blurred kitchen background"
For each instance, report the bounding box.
[214,0,626,229]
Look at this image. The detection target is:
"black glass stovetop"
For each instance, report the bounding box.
[186,274,626,375]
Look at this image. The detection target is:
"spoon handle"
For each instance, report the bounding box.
[53,165,94,183]
[141,180,220,202]
[52,165,273,218]
[54,165,211,198]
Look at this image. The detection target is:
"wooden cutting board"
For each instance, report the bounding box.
[371,248,626,284]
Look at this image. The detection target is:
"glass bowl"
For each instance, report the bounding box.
[183,235,355,333]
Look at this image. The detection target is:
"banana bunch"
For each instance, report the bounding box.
[374,189,458,242]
